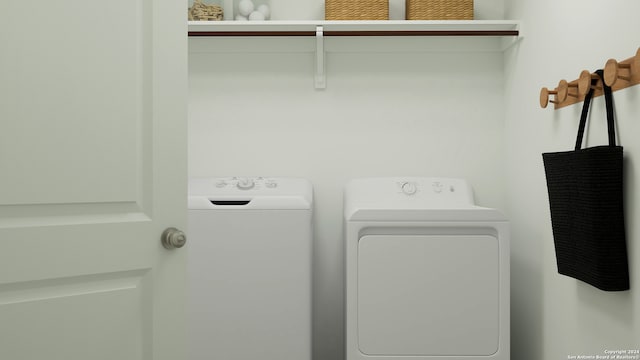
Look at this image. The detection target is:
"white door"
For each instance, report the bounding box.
[0,1,187,359]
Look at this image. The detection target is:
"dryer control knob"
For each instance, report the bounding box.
[237,178,255,190]
[401,182,417,195]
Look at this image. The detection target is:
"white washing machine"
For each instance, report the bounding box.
[188,177,312,360]
[344,177,509,360]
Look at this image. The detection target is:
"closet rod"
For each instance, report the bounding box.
[541,48,640,110]
[188,30,519,37]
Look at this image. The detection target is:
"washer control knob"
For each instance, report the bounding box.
[236,178,255,190]
[401,182,417,195]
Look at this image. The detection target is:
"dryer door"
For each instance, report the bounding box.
[357,234,500,356]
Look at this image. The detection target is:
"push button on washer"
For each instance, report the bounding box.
[265,181,278,188]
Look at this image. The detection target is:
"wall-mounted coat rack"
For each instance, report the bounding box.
[540,48,640,109]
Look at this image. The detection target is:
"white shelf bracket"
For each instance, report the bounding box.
[500,22,523,51]
[315,25,326,89]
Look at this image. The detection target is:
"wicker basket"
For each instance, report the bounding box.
[188,0,224,21]
[325,0,389,20]
[406,0,473,20]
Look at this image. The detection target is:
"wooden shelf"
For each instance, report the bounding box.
[188,20,520,37]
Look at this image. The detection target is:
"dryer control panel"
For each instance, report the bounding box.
[346,177,476,211]
[396,179,468,198]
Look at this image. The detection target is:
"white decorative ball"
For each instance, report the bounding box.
[248,10,265,21]
[235,14,248,21]
[257,4,270,20]
[238,0,255,17]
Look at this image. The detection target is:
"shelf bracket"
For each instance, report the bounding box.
[315,25,326,89]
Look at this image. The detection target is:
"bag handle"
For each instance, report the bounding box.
[574,69,616,150]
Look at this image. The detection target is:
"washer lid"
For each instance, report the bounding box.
[189,177,312,210]
[344,177,505,221]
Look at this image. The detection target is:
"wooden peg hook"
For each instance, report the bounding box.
[540,87,561,108]
[603,48,640,86]
[558,79,579,99]
[577,70,602,95]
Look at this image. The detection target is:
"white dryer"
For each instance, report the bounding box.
[344,177,509,360]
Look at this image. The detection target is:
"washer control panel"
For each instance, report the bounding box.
[189,177,312,210]
[213,177,279,191]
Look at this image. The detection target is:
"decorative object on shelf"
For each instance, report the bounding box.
[325,0,389,20]
[257,4,271,19]
[234,0,270,21]
[540,47,640,109]
[405,0,473,20]
[189,0,224,21]
[238,0,254,16]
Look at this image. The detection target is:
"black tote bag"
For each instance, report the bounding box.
[542,69,629,291]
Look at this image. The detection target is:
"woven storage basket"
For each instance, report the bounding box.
[406,0,473,20]
[325,0,389,20]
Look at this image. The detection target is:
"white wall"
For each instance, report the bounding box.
[189,36,507,360]
[504,0,640,359]
[188,1,640,359]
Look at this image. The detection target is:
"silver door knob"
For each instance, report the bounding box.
[161,227,187,249]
